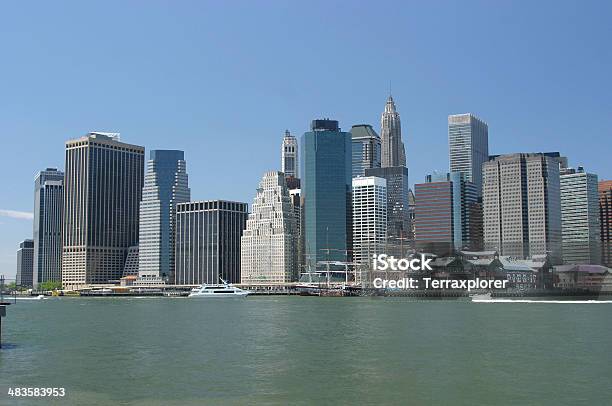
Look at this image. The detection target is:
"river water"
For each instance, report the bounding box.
[1,296,611,405]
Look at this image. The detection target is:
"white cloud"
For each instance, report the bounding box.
[0,209,34,220]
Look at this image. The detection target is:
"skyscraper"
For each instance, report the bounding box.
[483,153,562,262]
[138,150,190,282]
[62,132,144,289]
[281,130,298,179]
[380,95,406,168]
[351,124,381,178]
[33,168,64,288]
[302,119,352,269]
[365,166,410,251]
[448,113,489,194]
[16,239,34,288]
[175,200,248,285]
[352,176,387,266]
[560,167,601,264]
[414,172,481,255]
[599,180,612,267]
[241,171,298,283]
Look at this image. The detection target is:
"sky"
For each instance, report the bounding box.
[1,0,611,279]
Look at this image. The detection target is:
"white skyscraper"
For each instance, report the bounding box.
[380,95,406,168]
[352,176,387,266]
[241,171,298,283]
[560,167,601,264]
[281,130,298,178]
[138,150,190,282]
[448,113,489,195]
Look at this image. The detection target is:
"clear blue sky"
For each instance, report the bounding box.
[1,1,611,279]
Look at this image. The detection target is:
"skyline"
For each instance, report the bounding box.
[2,1,612,278]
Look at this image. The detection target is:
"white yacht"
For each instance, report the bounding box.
[188,282,250,298]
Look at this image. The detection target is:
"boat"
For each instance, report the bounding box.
[188,281,250,298]
[9,294,46,301]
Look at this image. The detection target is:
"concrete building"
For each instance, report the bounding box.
[599,180,612,267]
[281,130,298,178]
[414,172,481,255]
[138,150,190,283]
[560,167,601,264]
[351,124,381,178]
[33,168,64,288]
[62,132,144,289]
[483,153,562,263]
[175,200,248,285]
[380,95,406,168]
[16,239,34,288]
[448,113,489,194]
[241,171,298,283]
[352,176,387,266]
[302,119,352,269]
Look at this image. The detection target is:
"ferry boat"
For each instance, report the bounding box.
[188,281,250,298]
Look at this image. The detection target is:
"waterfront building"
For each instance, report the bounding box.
[414,172,481,255]
[241,171,298,283]
[281,130,298,179]
[33,168,64,288]
[62,132,144,289]
[351,124,381,178]
[483,153,562,262]
[302,119,352,269]
[123,246,139,276]
[352,176,387,266]
[175,200,248,285]
[365,166,411,254]
[138,150,190,283]
[448,113,489,194]
[380,95,406,168]
[598,180,612,267]
[16,239,34,288]
[560,167,601,264]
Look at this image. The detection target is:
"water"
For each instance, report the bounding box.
[1,297,611,405]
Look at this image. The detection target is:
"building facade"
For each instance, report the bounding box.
[560,167,601,264]
[365,166,411,252]
[175,200,248,285]
[352,176,387,266]
[33,168,64,288]
[62,132,144,289]
[598,180,612,267]
[448,113,489,195]
[483,153,562,262]
[380,95,406,168]
[138,150,190,282]
[16,239,34,288]
[415,172,480,255]
[351,124,381,178]
[302,119,352,269]
[241,171,298,283]
[281,130,298,178]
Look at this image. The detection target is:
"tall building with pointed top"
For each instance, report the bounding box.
[281,130,298,178]
[380,95,406,168]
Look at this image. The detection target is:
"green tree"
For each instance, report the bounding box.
[39,281,62,291]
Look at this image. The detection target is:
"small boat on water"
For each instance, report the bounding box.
[188,280,250,298]
[10,294,46,301]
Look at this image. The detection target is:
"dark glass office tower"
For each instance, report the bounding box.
[16,239,34,288]
[33,168,64,287]
[175,200,248,284]
[62,132,144,289]
[351,124,381,178]
[302,119,352,269]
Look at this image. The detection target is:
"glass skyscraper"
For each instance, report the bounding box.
[33,168,64,288]
[302,119,352,269]
[138,150,190,282]
[448,113,489,195]
[351,124,381,178]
